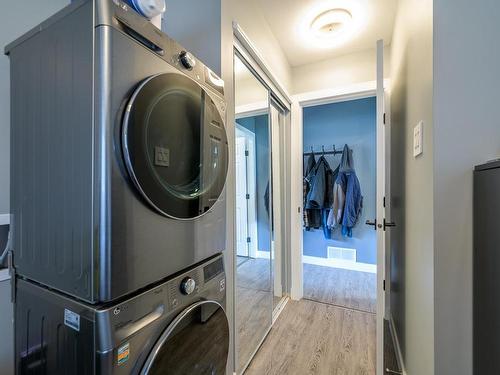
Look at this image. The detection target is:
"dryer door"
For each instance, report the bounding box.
[122,73,228,220]
[141,300,229,375]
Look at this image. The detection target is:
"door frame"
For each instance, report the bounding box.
[290,78,390,375]
[290,79,389,299]
[235,124,258,259]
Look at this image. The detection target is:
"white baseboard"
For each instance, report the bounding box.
[256,250,270,259]
[389,316,407,375]
[303,255,377,274]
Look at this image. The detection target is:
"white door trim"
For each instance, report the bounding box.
[235,124,257,259]
[235,101,268,119]
[289,80,390,300]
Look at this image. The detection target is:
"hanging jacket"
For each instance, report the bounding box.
[336,145,363,237]
[307,156,333,208]
[306,156,335,233]
[303,153,316,230]
[322,164,339,238]
[327,178,345,229]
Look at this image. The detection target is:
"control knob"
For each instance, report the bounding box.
[179,51,196,70]
[180,277,196,295]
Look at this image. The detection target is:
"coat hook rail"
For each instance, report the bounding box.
[303,144,348,157]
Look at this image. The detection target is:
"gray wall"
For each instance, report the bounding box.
[433,1,500,374]
[162,0,221,76]
[389,0,434,374]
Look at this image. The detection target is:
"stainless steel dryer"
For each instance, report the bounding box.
[15,254,229,375]
[5,0,228,303]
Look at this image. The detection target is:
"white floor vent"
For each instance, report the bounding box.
[327,246,357,262]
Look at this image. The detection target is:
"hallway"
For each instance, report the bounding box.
[245,298,376,375]
[303,264,377,313]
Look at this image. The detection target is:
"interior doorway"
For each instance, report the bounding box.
[235,125,257,261]
[301,97,377,314]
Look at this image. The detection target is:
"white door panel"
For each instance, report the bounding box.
[235,135,249,257]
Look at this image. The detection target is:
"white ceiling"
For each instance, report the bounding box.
[255,0,398,67]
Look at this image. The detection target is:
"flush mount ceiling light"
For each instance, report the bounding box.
[298,2,367,49]
[310,8,352,39]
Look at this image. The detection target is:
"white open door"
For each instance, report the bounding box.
[235,133,249,258]
[376,39,392,375]
[235,126,258,259]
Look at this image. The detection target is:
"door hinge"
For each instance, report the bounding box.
[383,196,386,208]
[246,237,251,243]
[383,113,386,124]
[245,150,249,157]
[246,194,250,200]
[383,279,386,291]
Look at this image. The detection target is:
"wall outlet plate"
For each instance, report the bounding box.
[413,121,423,157]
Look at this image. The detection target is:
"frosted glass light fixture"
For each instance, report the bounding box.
[310,8,353,39]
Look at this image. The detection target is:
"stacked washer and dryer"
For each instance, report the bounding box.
[5,0,229,374]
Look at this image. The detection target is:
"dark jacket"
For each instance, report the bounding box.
[306,156,335,231]
[303,153,316,230]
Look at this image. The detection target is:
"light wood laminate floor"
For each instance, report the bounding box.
[245,299,376,375]
[303,263,377,313]
[237,286,273,373]
[237,257,271,292]
[237,257,273,373]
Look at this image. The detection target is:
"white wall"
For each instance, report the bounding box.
[234,76,267,109]
[389,0,434,374]
[291,47,391,95]
[0,0,70,216]
[225,1,292,93]
[433,1,500,374]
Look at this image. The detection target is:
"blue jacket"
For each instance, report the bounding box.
[336,145,363,237]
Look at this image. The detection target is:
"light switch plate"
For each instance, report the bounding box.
[413,121,423,157]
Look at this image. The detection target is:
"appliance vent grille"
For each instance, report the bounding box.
[327,246,357,262]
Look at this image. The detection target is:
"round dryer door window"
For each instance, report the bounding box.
[123,73,228,219]
[141,300,230,375]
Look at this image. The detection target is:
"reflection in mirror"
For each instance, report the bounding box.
[234,53,272,374]
[270,101,287,312]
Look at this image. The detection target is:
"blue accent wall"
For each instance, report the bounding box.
[236,114,271,252]
[303,97,377,264]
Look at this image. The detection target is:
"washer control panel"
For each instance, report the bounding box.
[166,255,225,310]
